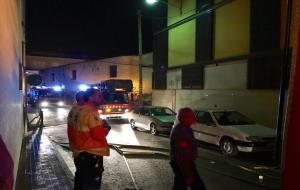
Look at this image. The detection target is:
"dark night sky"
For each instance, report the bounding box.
[26,0,154,59]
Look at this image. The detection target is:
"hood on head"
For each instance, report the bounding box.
[177,108,196,127]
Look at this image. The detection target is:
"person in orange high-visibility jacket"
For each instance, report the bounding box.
[170,107,206,190]
[67,91,85,150]
[68,88,110,190]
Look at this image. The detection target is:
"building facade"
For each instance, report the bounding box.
[152,0,285,129]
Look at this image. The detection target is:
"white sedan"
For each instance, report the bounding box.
[192,109,276,156]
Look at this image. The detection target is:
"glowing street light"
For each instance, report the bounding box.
[146,0,158,5]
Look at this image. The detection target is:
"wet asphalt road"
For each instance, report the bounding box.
[41,107,282,190]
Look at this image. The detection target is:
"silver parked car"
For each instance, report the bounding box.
[192,109,276,156]
[128,106,176,135]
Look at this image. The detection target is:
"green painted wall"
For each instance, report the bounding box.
[168,0,196,67]
[214,0,250,59]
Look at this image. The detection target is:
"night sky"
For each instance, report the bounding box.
[26,0,154,59]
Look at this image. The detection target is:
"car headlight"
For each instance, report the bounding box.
[40,101,49,107]
[57,101,65,106]
[246,136,261,142]
[98,109,103,114]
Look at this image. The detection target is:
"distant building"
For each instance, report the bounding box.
[26,55,85,70]
[30,54,153,102]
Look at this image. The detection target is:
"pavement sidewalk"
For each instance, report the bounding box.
[16,126,72,190]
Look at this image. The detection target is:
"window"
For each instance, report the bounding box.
[19,63,23,90]
[150,107,176,116]
[72,70,77,80]
[140,108,150,116]
[196,111,214,125]
[51,73,55,82]
[213,111,255,126]
[153,71,166,89]
[133,108,140,114]
[110,65,117,78]
[182,65,203,89]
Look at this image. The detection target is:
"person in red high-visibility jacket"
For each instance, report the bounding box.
[67,88,110,190]
[170,107,206,190]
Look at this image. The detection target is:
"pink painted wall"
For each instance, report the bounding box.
[0,0,25,188]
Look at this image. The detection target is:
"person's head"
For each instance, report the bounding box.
[75,91,85,106]
[83,88,104,106]
[177,107,196,127]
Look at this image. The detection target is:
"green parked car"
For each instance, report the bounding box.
[128,106,176,135]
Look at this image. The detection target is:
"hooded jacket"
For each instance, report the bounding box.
[170,123,198,178]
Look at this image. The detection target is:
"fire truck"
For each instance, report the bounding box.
[27,85,67,108]
[91,79,133,120]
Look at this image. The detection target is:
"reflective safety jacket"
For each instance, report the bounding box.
[67,104,109,157]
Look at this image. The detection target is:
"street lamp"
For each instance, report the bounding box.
[137,10,143,106]
[138,1,182,106]
[146,0,182,14]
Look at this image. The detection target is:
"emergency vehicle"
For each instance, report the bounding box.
[91,79,133,119]
[27,85,67,108]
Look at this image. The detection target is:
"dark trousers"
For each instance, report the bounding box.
[170,161,206,190]
[74,152,104,190]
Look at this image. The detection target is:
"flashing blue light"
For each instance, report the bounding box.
[78,84,89,91]
[53,85,62,91]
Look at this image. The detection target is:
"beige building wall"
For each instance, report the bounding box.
[26,55,84,70]
[153,61,278,129]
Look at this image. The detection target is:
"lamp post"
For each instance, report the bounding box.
[138,0,181,107]
[137,9,143,106]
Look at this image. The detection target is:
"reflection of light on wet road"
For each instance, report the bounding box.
[57,108,68,119]
[41,108,51,117]
[42,108,69,119]
[107,123,140,145]
[42,107,70,126]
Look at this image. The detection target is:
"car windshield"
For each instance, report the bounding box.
[150,107,176,116]
[103,92,129,104]
[38,89,62,98]
[213,111,255,125]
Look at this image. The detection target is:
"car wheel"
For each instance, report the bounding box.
[150,123,158,135]
[130,119,136,129]
[220,138,238,157]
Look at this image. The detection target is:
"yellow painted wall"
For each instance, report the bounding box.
[168,0,196,67]
[214,0,250,59]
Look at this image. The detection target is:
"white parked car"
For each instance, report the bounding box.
[192,109,276,156]
[128,106,176,135]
